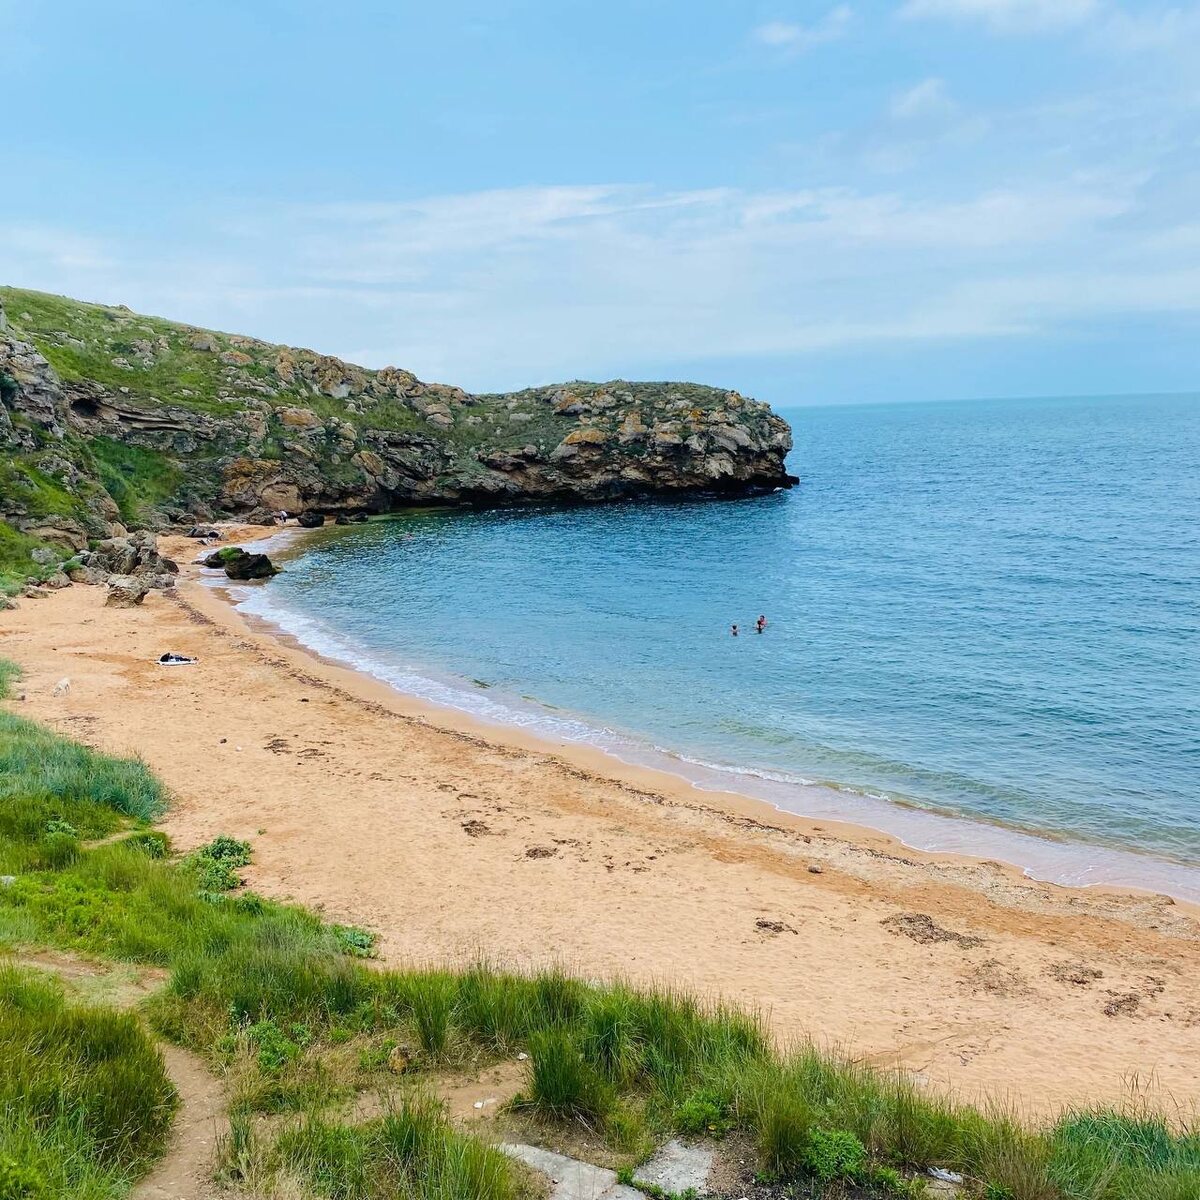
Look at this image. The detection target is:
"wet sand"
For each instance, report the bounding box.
[2,527,1198,1118]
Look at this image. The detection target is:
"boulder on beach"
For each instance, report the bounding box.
[215,548,280,580]
[297,511,325,528]
[105,576,150,607]
[202,547,246,569]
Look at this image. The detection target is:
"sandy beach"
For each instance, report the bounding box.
[3,527,1199,1120]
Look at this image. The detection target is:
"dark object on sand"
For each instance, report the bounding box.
[187,526,221,539]
[298,511,325,528]
[158,652,197,665]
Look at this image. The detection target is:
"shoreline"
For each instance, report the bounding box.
[2,524,1199,1115]
[221,522,1200,909]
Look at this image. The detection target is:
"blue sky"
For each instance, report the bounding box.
[3,1,1199,404]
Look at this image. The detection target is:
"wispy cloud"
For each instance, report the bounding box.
[0,224,113,271]
[890,78,957,120]
[751,7,854,52]
[9,172,1188,392]
[899,0,1098,34]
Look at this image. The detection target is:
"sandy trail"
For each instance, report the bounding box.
[8,950,224,1200]
[2,530,1199,1120]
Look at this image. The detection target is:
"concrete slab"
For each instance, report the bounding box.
[634,1139,715,1194]
[501,1142,641,1200]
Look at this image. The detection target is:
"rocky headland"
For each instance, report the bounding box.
[0,286,795,575]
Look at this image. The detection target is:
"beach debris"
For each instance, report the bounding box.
[105,575,151,607]
[51,677,71,697]
[962,958,1029,998]
[756,918,796,935]
[517,1052,528,1061]
[882,912,984,949]
[461,820,492,838]
[929,1168,964,1184]
[525,846,556,859]
[807,864,823,874]
[1050,961,1103,987]
[157,653,197,666]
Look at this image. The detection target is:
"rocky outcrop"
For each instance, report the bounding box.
[203,547,279,580]
[0,287,797,547]
[78,532,178,589]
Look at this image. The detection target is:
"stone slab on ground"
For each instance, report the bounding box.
[500,1143,643,1200]
[635,1139,715,1194]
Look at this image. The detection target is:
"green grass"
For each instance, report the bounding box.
[0,522,58,594]
[269,1095,526,1200]
[87,439,183,526]
[2,657,1198,1200]
[0,965,176,1200]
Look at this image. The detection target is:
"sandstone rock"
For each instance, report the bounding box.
[563,427,607,447]
[42,572,72,590]
[21,585,49,599]
[105,576,150,607]
[277,406,322,429]
[66,565,108,585]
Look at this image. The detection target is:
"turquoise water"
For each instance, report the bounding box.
[234,393,1200,888]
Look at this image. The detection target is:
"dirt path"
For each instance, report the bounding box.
[9,951,226,1200]
[131,1043,226,1200]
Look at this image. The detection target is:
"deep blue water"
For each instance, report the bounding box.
[238,393,1200,872]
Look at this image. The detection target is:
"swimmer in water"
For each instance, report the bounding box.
[731,623,739,636]
[756,614,767,633]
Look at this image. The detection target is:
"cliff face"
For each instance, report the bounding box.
[0,286,796,548]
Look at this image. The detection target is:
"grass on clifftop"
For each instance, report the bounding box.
[0,656,1197,1199]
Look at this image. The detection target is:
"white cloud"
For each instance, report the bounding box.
[7,172,1176,392]
[752,7,853,52]
[899,0,1098,33]
[1092,5,1200,51]
[890,78,956,120]
[0,224,113,271]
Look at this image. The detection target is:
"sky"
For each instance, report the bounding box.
[3,0,1199,405]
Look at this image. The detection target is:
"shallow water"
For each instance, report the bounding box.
[230,393,1200,896]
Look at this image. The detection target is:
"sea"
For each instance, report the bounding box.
[226,392,1200,902]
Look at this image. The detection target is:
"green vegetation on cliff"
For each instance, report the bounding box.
[0,286,795,587]
[0,657,1197,1200]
